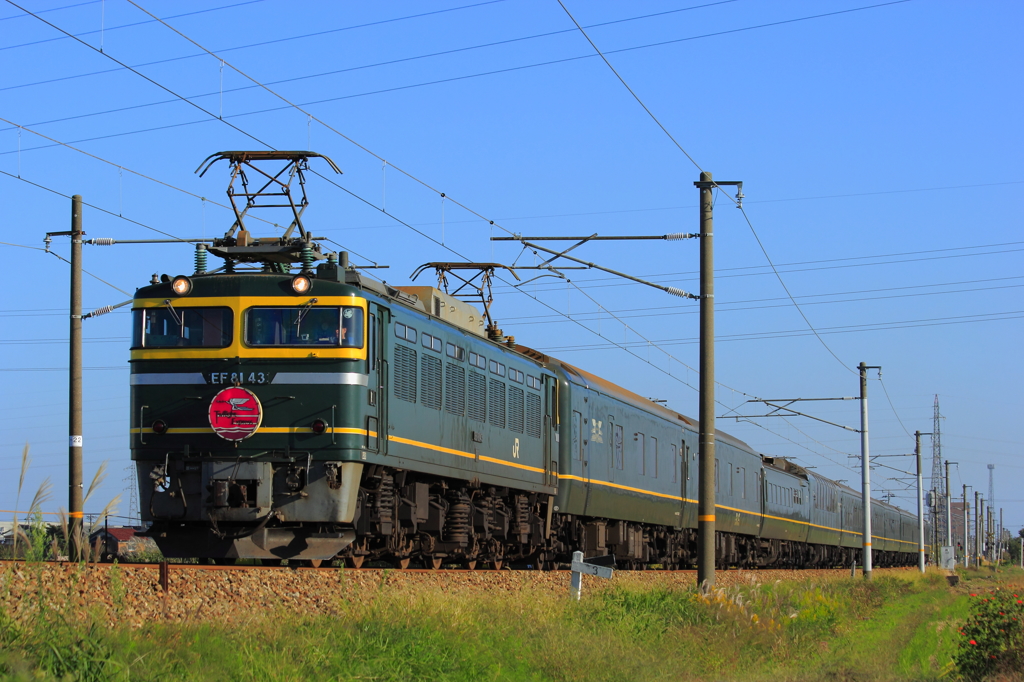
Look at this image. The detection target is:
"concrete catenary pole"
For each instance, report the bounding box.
[945,461,953,547]
[696,171,716,591]
[915,431,926,573]
[69,195,84,561]
[975,491,981,565]
[859,362,873,579]
[999,508,1004,564]
[963,485,969,567]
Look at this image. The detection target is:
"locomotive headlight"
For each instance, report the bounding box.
[151,419,168,435]
[311,419,328,435]
[291,274,312,294]
[171,275,193,296]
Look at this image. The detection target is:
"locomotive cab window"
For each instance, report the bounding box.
[246,306,364,347]
[133,307,232,348]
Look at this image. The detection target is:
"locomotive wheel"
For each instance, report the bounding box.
[397,557,411,569]
[462,560,477,570]
[308,559,323,568]
[490,560,503,571]
[345,555,365,569]
[429,556,443,570]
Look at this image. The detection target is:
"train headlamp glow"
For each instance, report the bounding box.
[291,274,312,294]
[170,276,193,296]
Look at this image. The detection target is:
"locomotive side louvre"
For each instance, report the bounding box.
[382,301,555,496]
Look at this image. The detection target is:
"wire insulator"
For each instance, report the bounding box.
[666,286,697,299]
[301,243,314,272]
[194,243,207,275]
[92,238,115,246]
[665,233,698,240]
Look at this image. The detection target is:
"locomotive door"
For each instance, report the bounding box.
[365,304,387,454]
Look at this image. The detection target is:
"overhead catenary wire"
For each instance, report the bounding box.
[556,0,870,374]
[104,0,868,416]
[1,1,735,115]
[0,119,372,262]
[4,0,268,149]
[4,0,919,177]
[501,280,1024,326]
[9,0,923,475]
[1,0,510,91]
[494,249,1024,295]
[878,376,912,438]
[1,0,268,52]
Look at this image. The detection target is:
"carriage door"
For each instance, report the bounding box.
[365,304,387,453]
[543,375,558,487]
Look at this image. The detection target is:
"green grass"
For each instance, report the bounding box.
[0,569,999,681]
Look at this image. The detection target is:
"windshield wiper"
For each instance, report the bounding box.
[293,297,319,335]
[163,299,182,326]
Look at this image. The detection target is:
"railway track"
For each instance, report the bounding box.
[0,558,916,575]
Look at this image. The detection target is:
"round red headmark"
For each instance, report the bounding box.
[208,387,263,441]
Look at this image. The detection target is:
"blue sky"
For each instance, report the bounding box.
[1,0,1020,537]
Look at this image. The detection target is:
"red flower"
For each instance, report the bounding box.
[970,640,977,645]
[970,593,977,597]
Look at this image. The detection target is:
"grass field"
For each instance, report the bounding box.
[3,563,1016,681]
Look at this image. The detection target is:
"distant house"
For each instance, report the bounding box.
[89,527,158,561]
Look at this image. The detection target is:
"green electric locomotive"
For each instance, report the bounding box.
[133,152,922,568]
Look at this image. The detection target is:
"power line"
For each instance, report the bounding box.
[502,280,1024,325]
[5,0,268,148]
[1,1,733,112]
[0,236,131,295]
[2,0,267,51]
[495,245,1024,294]
[288,181,1024,231]
[743,204,863,373]
[0,0,98,22]
[4,1,921,165]
[10,0,930,470]
[1,0,509,91]
[878,376,912,438]
[536,310,1024,351]
[0,167,185,242]
[557,0,919,375]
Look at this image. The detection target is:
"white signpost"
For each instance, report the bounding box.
[569,550,615,600]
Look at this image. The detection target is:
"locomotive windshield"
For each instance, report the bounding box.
[132,307,232,348]
[245,306,364,347]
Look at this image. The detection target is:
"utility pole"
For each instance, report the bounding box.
[915,431,930,573]
[987,507,993,563]
[69,195,84,561]
[975,491,981,565]
[963,485,970,567]
[697,171,716,591]
[999,508,1004,565]
[945,461,955,546]
[859,362,880,580]
[45,197,86,561]
[69,193,83,561]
